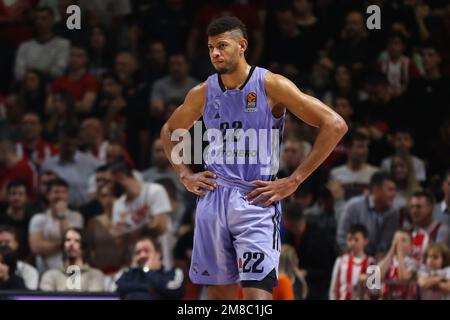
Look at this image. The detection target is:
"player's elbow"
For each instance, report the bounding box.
[325,114,348,138]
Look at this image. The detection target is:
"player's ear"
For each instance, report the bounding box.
[239,39,248,53]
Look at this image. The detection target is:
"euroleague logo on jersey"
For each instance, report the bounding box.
[245,92,257,112]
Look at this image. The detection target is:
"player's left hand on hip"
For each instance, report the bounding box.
[244,177,298,207]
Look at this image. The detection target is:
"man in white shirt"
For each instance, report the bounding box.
[110,162,172,269]
[331,131,379,199]
[14,7,70,81]
[28,179,83,273]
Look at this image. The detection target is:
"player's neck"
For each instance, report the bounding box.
[220,62,251,90]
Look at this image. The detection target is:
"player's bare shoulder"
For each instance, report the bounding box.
[184,81,208,115]
[263,71,299,114]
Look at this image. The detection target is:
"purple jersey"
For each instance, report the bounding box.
[190,66,284,288]
[203,66,285,182]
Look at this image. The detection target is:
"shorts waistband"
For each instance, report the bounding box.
[215,175,257,192]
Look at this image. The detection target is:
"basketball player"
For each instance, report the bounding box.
[161,16,348,300]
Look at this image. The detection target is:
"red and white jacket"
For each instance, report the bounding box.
[329,254,375,300]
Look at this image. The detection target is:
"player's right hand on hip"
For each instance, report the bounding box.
[181,171,217,196]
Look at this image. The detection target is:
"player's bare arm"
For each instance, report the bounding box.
[160,82,217,197]
[245,72,348,207]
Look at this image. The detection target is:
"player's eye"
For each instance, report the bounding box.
[219,43,227,49]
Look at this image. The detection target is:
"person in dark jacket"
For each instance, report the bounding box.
[0,245,27,290]
[116,235,184,300]
[281,202,337,300]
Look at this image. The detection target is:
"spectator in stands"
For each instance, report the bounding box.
[282,202,336,300]
[323,65,358,107]
[150,53,199,121]
[331,131,379,199]
[0,246,27,290]
[142,138,185,199]
[44,90,78,143]
[33,170,58,213]
[417,243,450,300]
[381,127,426,183]
[428,119,450,178]
[434,170,450,226]
[40,228,105,292]
[377,229,418,299]
[5,69,47,119]
[28,179,83,273]
[87,26,112,79]
[0,181,34,260]
[14,6,70,81]
[110,162,172,269]
[115,236,184,300]
[329,224,375,300]
[17,112,57,168]
[141,40,168,88]
[337,171,398,257]
[47,45,99,116]
[278,244,308,300]
[79,117,109,162]
[0,139,37,202]
[410,191,450,261]
[389,154,420,211]
[0,226,39,290]
[378,32,420,98]
[42,126,102,208]
[87,184,126,274]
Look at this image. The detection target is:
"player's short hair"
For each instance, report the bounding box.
[348,224,369,239]
[369,171,394,189]
[411,190,435,205]
[206,16,248,40]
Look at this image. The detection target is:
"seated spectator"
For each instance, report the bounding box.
[323,65,358,107]
[337,171,398,257]
[150,53,199,121]
[377,230,419,300]
[28,179,83,273]
[47,45,99,115]
[409,191,450,261]
[79,117,110,162]
[0,226,39,290]
[417,243,450,300]
[115,236,184,300]
[87,143,140,199]
[13,6,69,81]
[389,154,421,212]
[5,69,47,119]
[44,90,79,143]
[281,202,336,300]
[0,181,35,260]
[40,228,105,292]
[428,119,450,178]
[32,170,59,214]
[377,32,420,98]
[42,126,102,208]
[87,185,126,274]
[87,26,113,79]
[434,169,450,226]
[329,224,375,300]
[331,131,379,199]
[16,112,58,169]
[0,246,27,290]
[381,127,426,183]
[0,139,37,202]
[110,162,172,269]
[278,244,308,300]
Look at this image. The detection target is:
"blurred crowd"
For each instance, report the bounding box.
[0,0,450,300]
